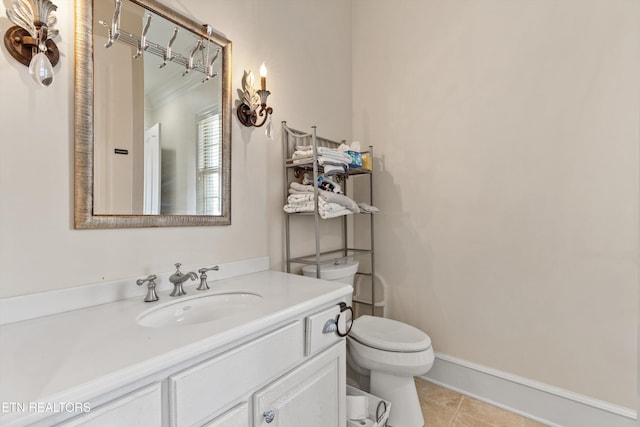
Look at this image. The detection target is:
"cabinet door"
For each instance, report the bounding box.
[203,403,249,427]
[306,305,342,356]
[169,321,303,427]
[61,383,161,427]
[254,341,345,427]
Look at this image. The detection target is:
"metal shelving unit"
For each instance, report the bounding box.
[282,122,376,315]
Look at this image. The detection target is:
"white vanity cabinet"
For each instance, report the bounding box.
[60,383,162,427]
[169,321,304,426]
[203,403,249,427]
[55,302,346,427]
[254,342,345,427]
[0,270,351,427]
[205,341,345,427]
[178,305,346,427]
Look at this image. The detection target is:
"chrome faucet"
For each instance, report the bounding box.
[197,266,219,290]
[168,263,197,296]
[136,274,159,302]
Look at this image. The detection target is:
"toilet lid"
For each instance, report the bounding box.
[350,315,432,352]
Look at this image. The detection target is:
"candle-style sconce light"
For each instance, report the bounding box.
[4,0,60,87]
[237,63,273,128]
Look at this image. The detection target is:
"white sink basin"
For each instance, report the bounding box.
[137,291,263,328]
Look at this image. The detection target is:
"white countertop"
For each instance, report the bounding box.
[0,270,351,421]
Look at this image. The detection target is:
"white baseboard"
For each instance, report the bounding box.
[421,353,636,427]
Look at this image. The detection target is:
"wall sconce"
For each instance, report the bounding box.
[237,63,273,128]
[3,0,60,87]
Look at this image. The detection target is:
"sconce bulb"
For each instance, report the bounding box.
[29,52,54,87]
[259,62,267,91]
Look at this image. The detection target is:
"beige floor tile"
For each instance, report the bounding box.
[457,397,524,427]
[415,381,538,427]
[451,412,494,427]
[415,379,464,409]
[524,419,549,427]
[422,400,457,427]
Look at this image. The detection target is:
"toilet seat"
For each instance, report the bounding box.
[348,338,434,377]
[350,315,431,352]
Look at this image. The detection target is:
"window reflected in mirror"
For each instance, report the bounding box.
[196,107,222,215]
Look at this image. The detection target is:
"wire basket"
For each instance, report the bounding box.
[346,385,391,427]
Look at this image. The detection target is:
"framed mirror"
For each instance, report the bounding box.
[74,0,231,228]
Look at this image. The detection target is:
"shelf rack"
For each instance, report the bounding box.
[282,122,376,315]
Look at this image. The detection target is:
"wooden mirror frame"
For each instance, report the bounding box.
[74,0,232,229]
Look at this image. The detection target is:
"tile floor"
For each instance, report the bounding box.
[415,378,549,427]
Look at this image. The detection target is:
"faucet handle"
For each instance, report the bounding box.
[197,266,219,291]
[174,262,182,272]
[136,274,159,302]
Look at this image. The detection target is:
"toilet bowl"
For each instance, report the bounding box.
[302,259,434,427]
[348,315,434,427]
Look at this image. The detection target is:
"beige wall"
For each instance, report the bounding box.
[0,0,351,297]
[352,0,638,409]
[2,0,636,412]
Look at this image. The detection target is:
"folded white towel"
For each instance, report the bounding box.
[287,192,359,212]
[283,190,360,218]
[357,202,380,213]
[292,158,314,165]
[283,204,353,219]
[294,155,350,167]
[292,151,314,166]
[318,199,352,218]
[321,190,360,213]
[320,207,353,219]
[322,164,347,176]
[287,193,315,204]
[292,150,313,159]
[283,203,313,213]
[318,201,341,212]
[290,182,314,193]
[296,145,341,153]
[295,145,314,151]
[318,152,352,164]
[291,146,352,165]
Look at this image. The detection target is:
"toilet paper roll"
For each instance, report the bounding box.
[346,419,374,427]
[346,395,368,420]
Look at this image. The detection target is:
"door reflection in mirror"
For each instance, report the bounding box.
[143,123,161,215]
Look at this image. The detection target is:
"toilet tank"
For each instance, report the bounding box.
[302,258,359,285]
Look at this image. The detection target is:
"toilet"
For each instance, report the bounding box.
[303,259,435,427]
[302,258,360,285]
[348,315,434,427]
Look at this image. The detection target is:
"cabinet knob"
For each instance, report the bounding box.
[263,410,276,423]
